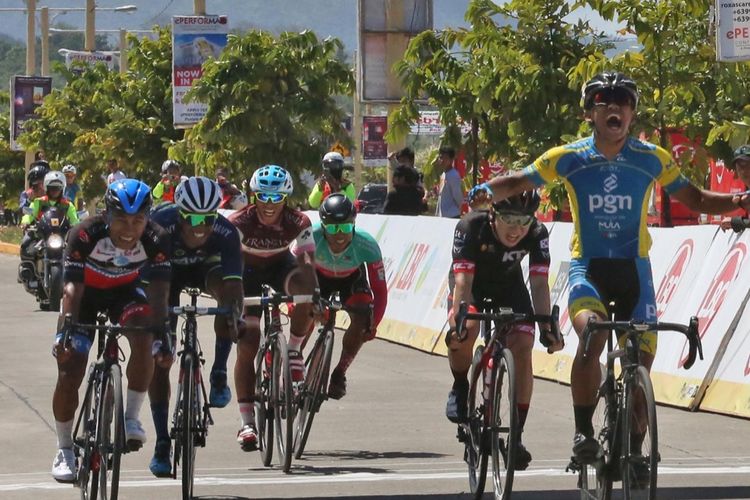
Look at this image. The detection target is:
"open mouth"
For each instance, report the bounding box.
[192,230,205,239]
[120,235,134,242]
[606,114,622,129]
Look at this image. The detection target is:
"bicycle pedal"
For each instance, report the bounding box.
[126,439,143,452]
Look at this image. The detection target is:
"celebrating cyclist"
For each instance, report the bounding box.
[312,193,387,399]
[50,179,171,482]
[471,71,750,467]
[228,165,318,452]
[445,191,559,470]
[145,176,244,477]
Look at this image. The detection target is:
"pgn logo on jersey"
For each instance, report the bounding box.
[603,174,618,193]
[588,193,633,214]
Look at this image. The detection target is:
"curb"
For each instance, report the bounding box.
[0,242,20,255]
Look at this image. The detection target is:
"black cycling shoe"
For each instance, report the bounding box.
[328,371,347,400]
[515,442,532,471]
[445,386,468,423]
[572,432,601,465]
[627,455,651,489]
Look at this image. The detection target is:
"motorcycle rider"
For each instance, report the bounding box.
[19,172,79,284]
[19,162,49,213]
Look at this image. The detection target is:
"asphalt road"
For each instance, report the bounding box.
[0,254,748,500]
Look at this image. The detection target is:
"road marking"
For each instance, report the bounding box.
[3,466,750,492]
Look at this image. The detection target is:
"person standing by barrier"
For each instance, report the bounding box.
[720,145,750,232]
[469,71,750,466]
[435,146,464,218]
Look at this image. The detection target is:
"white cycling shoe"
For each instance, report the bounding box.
[125,418,147,451]
[51,447,76,483]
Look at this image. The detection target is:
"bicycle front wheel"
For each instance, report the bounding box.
[490,348,517,500]
[465,346,488,499]
[97,364,123,500]
[180,352,198,500]
[75,369,100,500]
[578,375,613,500]
[294,329,334,459]
[273,334,294,472]
[255,346,274,467]
[622,365,658,500]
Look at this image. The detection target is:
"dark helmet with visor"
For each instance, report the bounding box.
[319,193,356,224]
[582,72,639,110]
[492,190,541,216]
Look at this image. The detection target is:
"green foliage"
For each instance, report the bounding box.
[186,30,354,202]
[0,90,24,206]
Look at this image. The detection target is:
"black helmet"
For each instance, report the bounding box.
[319,193,356,224]
[492,191,540,215]
[582,71,639,110]
[28,163,50,184]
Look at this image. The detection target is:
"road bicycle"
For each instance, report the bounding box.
[293,292,372,459]
[567,314,703,500]
[454,301,560,500]
[170,288,232,500]
[243,285,315,473]
[66,314,159,500]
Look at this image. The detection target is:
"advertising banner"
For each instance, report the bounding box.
[716,0,750,61]
[9,75,52,151]
[362,116,388,167]
[172,15,228,127]
[64,50,116,72]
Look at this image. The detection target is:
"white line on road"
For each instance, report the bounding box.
[3,466,750,492]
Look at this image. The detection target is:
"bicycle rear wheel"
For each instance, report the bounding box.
[490,348,517,500]
[578,375,613,500]
[621,365,658,500]
[180,352,198,500]
[465,345,488,499]
[75,369,100,500]
[294,329,334,459]
[97,364,123,500]
[273,334,294,472]
[255,346,274,467]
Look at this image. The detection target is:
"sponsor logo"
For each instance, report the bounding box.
[603,173,618,193]
[502,250,527,262]
[393,243,430,291]
[539,238,550,249]
[655,240,693,317]
[598,220,621,231]
[588,193,633,214]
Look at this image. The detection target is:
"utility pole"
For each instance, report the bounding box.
[24,0,37,183]
[353,50,363,190]
[40,7,50,76]
[384,0,406,189]
[194,0,206,15]
[85,0,95,51]
[119,29,128,74]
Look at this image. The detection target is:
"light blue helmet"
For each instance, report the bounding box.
[248,165,293,194]
[105,179,152,214]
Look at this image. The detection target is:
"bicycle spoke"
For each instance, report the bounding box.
[465,346,488,499]
[294,329,333,459]
[622,366,658,500]
[256,346,274,467]
[491,349,517,500]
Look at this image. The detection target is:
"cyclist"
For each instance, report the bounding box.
[471,71,750,468]
[308,152,356,209]
[50,179,171,482]
[152,160,184,206]
[312,193,387,399]
[228,165,318,451]
[445,191,560,470]
[19,172,79,279]
[145,176,244,476]
[62,165,83,211]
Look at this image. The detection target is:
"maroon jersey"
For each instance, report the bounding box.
[228,205,315,268]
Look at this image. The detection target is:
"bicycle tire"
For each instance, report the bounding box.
[273,334,294,472]
[466,345,488,499]
[180,352,198,500]
[76,369,99,500]
[578,375,613,500]
[621,365,658,500]
[97,364,123,500]
[294,329,334,459]
[490,348,517,500]
[255,346,274,467]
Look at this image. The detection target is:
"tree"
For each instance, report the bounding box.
[185,29,354,199]
[387,0,612,207]
[0,90,25,206]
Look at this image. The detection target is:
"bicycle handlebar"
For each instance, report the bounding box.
[454,302,560,343]
[581,316,703,369]
[62,313,170,352]
[170,305,231,316]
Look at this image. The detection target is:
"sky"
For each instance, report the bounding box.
[0,0,623,49]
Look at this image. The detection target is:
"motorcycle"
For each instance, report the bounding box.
[18,206,70,312]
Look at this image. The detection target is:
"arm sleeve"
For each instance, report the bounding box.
[521,146,566,186]
[21,199,39,225]
[366,260,388,327]
[528,222,551,277]
[308,183,324,208]
[289,219,315,257]
[451,218,476,274]
[63,225,91,283]
[152,181,165,202]
[220,223,243,280]
[343,183,356,202]
[67,203,80,225]
[654,146,691,194]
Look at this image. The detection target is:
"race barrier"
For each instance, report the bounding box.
[351,213,750,419]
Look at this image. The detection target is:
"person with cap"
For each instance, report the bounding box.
[308,151,356,209]
[152,160,185,206]
[720,145,750,232]
[62,165,83,211]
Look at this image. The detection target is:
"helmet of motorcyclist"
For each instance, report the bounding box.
[44,171,66,198]
[105,179,152,215]
[28,163,50,185]
[161,159,182,175]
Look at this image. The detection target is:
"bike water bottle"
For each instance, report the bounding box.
[482,357,494,402]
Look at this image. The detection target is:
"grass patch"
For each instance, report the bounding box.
[0,226,23,245]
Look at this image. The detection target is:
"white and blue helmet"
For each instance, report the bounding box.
[248,165,293,194]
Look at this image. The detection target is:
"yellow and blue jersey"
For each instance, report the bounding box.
[522,135,690,259]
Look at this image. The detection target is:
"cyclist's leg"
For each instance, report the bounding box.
[445,283,480,423]
[568,259,609,460]
[283,254,316,381]
[235,265,263,448]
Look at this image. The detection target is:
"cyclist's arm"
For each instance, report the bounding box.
[218,220,245,317]
[146,278,170,326]
[290,223,319,289]
[485,171,537,204]
[57,281,85,330]
[366,260,387,327]
[671,183,744,214]
[449,268,474,330]
[529,274,551,323]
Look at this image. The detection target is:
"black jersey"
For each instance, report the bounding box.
[451,211,550,297]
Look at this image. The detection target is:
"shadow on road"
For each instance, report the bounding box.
[195,486,750,500]
[296,450,449,461]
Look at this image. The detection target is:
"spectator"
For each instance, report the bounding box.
[152,160,183,206]
[308,152,356,209]
[389,146,424,189]
[34,150,46,162]
[382,165,427,216]
[216,168,248,209]
[721,145,750,232]
[62,165,83,211]
[435,146,464,218]
[105,159,126,186]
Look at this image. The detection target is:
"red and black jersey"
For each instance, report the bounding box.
[451,211,549,298]
[228,204,314,268]
[64,215,171,289]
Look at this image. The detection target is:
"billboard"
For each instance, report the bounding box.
[64,50,116,72]
[716,0,750,62]
[172,15,229,127]
[362,115,388,166]
[9,76,53,152]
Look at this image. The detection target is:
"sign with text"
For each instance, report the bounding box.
[172,15,228,127]
[362,115,388,166]
[64,51,115,72]
[9,75,52,151]
[716,0,750,61]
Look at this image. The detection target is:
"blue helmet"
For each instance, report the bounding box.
[248,165,293,194]
[105,179,152,214]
